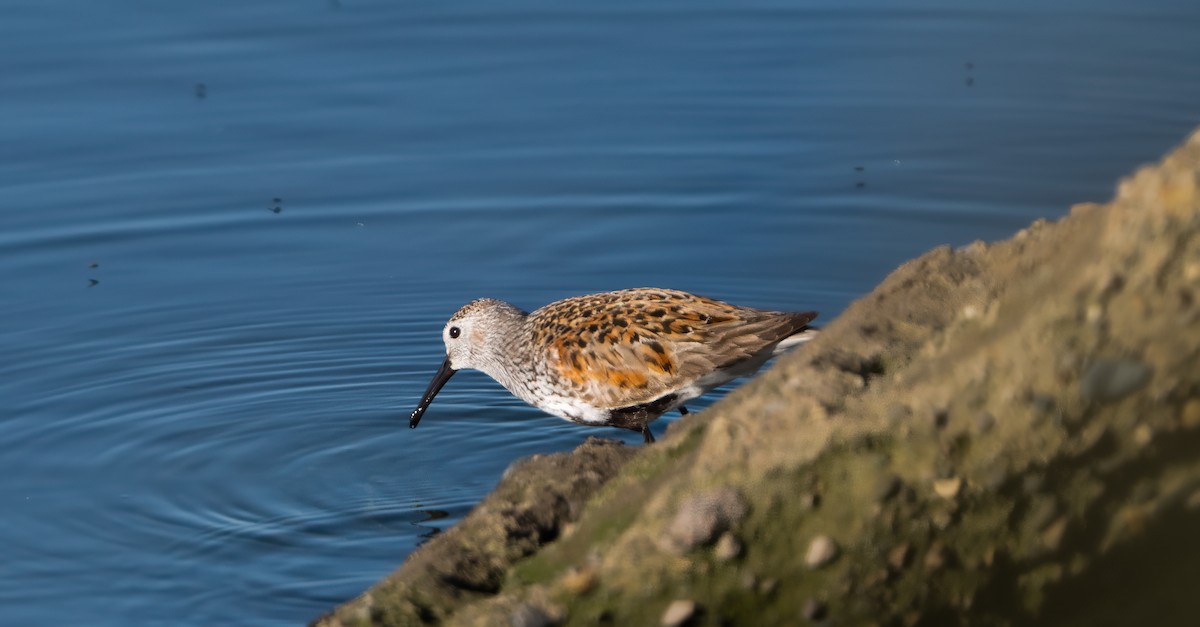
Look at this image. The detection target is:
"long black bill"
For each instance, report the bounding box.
[409,358,457,429]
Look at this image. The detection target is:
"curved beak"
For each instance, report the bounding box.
[409,357,457,429]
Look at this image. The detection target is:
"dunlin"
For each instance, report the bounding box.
[409,288,818,443]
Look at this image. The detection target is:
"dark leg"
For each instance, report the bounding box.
[679,406,689,415]
[641,425,656,444]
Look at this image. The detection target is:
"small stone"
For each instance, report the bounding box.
[1080,359,1152,404]
[934,477,962,499]
[924,542,947,570]
[1181,401,1200,429]
[664,487,748,553]
[805,535,839,568]
[888,543,911,571]
[740,572,759,590]
[872,474,902,503]
[1185,259,1200,283]
[661,600,697,627]
[802,598,828,621]
[713,532,742,561]
[561,567,597,596]
[758,578,779,595]
[1133,424,1153,446]
[511,602,561,627]
[1042,516,1069,551]
[974,412,995,434]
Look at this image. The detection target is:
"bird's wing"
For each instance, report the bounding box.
[534,288,817,409]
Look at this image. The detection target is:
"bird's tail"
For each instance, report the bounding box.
[771,322,820,356]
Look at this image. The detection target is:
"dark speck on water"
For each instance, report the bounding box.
[1,0,1197,625]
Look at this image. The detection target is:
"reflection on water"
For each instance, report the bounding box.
[414,507,453,544]
[1,0,1198,624]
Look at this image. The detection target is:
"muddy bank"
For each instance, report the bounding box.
[316,129,1200,626]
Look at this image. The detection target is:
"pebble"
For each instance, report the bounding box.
[798,492,821,510]
[1181,400,1200,429]
[887,543,911,571]
[1041,516,1069,551]
[511,602,561,627]
[713,532,743,561]
[664,488,747,553]
[1080,359,1152,403]
[805,535,839,568]
[933,477,963,499]
[924,542,948,570]
[661,600,697,627]
[981,545,996,567]
[561,567,597,595]
[1133,424,1153,446]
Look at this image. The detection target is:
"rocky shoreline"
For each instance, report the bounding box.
[316,129,1200,626]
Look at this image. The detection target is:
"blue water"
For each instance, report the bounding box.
[2,0,1197,623]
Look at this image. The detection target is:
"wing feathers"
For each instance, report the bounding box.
[538,289,818,409]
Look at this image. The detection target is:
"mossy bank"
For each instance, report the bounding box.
[316,129,1200,626]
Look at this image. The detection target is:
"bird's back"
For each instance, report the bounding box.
[526,288,817,411]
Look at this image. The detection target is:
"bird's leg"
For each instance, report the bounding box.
[641,425,656,444]
[679,406,689,416]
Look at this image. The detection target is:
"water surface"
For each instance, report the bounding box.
[2,0,1198,623]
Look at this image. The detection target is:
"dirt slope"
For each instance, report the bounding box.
[316,129,1200,626]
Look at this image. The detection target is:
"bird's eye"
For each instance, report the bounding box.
[449,326,461,339]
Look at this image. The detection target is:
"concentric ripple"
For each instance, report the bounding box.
[3,0,1199,624]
